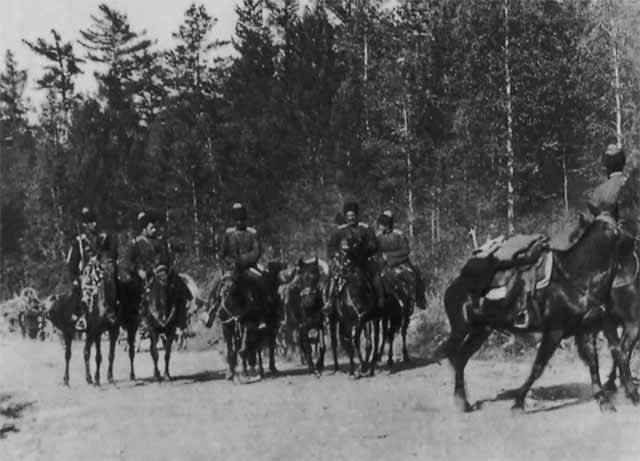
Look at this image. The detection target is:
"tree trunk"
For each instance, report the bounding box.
[562,152,569,215]
[504,0,515,236]
[402,100,415,238]
[191,177,200,261]
[607,0,623,147]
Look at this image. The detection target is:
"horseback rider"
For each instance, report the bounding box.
[375,210,427,310]
[218,203,271,325]
[121,212,191,326]
[587,144,636,224]
[66,207,118,329]
[324,201,384,314]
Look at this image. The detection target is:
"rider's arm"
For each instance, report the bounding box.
[239,229,261,268]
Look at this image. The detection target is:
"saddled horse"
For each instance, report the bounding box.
[47,256,121,386]
[205,262,291,381]
[601,224,640,392]
[332,237,379,378]
[438,214,634,412]
[377,262,416,370]
[285,258,329,376]
[139,267,192,380]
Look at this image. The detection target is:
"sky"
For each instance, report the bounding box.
[1,0,242,105]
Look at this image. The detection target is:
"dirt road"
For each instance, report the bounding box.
[2,336,640,461]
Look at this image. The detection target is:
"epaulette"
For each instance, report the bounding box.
[358,222,369,228]
[392,229,404,236]
[247,226,257,234]
[338,223,349,229]
[225,227,236,234]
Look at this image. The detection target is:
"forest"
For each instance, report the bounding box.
[2,0,640,300]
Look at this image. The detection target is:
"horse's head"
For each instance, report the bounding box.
[143,265,172,327]
[296,258,322,312]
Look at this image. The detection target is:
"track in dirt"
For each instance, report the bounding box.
[2,337,640,461]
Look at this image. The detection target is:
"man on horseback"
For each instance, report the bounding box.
[217,203,271,326]
[324,202,384,315]
[375,210,427,310]
[121,212,191,327]
[66,207,118,329]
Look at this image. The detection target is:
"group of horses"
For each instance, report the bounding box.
[38,213,640,414]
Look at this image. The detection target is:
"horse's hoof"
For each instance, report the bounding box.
[510,403,525,414]
[86,376,93,385]
[603,380,617,393]
[154,372,162,382]
[225,370,234,381]
[403,354,411,363]
[627,390,640,405]
[598,399,617,413]
[94,377,101,386]
[129,373,136,381]
[269,367,280,377]
[164,373,172,381]
[455,396,474,413]
[63,379,70,387]
[108,378,115,385]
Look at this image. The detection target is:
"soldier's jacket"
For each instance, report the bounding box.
[376,229,410,267]
[326,222,379,267]
[121,235,171,278]
[587,172,629,219]
[219,226,261,272]
[67,231,118,279]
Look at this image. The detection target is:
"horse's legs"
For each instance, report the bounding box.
[224,324,236,380]
[162,330,174,380]
[127,325,137,381]
[365,321,376,376]
[316,327,326,374]
[63,333,72,386]
[94,334,102,386]
[107,327,118,384]
[512,329,563,411]
[386,316,396,369]
[371,319,379,371]
[401,311,410,362]
[339,323,355,376]
[268,324,278,375]
[452,327,492,412]
[301,328,315,375]
[575,332,616,412]
[149,331,161,381]
[354,323,367,376]
[330,316,339,373]
[603,319,639,403]
[84,335,93,385]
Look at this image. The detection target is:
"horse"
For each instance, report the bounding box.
[377,262,416,370]
[438,214,633,412]
[46,256,121,386]
[205,262,291,381]
[332,237,379,378]
[141,266,178,381]
[285,258,328,376]
[601,225,640,392]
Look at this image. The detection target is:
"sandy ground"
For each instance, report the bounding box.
[2,336,640,461]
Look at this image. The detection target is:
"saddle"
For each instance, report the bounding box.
[463,233,552,302]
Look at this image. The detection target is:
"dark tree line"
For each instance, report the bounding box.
[2,0,640,296]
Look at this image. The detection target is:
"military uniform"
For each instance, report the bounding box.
[376,224,427,310]
[325,220,384,310]
[220,225,261,275]
[587,171,628,219]
[121,234,171,282]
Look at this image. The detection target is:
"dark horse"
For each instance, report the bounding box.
[205,262,289,381]
[47,256,122,386]
[377,262,416,370]
[285,258,328,376]
[333,237,379,378]
[602,225,640,392]
[439,215,634,412]
[139,267,181,380]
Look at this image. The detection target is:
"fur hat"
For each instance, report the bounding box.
[377,210,393,227]
[603,144,625,173]
[80,207,96,224]
[343,201,359,215]
[231,202,247,221]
